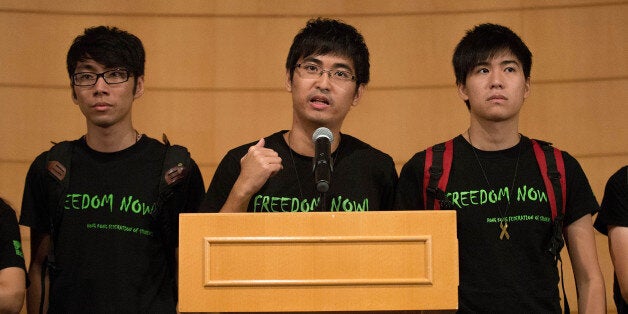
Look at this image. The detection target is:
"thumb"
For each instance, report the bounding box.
[255,138,265,147]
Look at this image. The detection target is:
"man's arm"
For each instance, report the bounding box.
[0,266,25,314]
[608,225,628,302]
[220,139,282,213]
[26,230,51,314]
[565,214,606,313]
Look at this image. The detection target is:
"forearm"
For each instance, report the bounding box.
[0,267,25,314]
[567,215,606,313]
[26,263,47,314]
[219,180,254,213]
[0,290,24,314]
[575,274,606,313]
[608,226,628,303]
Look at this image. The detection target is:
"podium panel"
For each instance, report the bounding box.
[179,211,458,312]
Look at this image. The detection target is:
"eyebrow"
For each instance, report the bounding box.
[475,59,521,68]
[302,56,354,71]
[75,64,98,72]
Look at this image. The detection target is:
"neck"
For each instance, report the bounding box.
[465,120,520,151]
[283,127,341,157]
[84,125,140,153]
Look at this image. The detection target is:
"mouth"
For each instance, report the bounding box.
[487,94,508,101]
[309,95,331,109]
[91,102,112,111]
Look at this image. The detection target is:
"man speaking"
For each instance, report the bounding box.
[200,18,397,213]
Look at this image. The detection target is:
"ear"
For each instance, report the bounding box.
[133,75,145,99]
[523,77,531,99]
[71,86,78,104]
[285,70,293,92]
[457,83,470,102]
[351,83,366,107]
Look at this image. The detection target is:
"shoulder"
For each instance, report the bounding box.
[340,133,393,162]
[401,137,460,168]
[608,166,628,186]
[601,166,628,206]
[26,139,82,174]
[524,136,582,168]
[141,136,169,150]
[226,131,285,157]
[0,199,14,218]
[523,138,593,194]
[0,199,19,232]
[262,131,288,149]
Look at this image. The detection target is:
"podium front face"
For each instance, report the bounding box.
[179,211,458,312]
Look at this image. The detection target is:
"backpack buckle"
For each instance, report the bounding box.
[165,164,188,185]
[429,166,443,177]
[47,161,67,181]
[548,170,561,180]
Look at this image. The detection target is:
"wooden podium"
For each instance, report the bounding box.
[178,211,458,312]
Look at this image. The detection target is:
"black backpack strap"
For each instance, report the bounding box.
[423,139,454,210]
[155,134,191,247]
[45,141,74,263]
[531,139,568,313]
[43,140,74,314]
[155,134,192,302]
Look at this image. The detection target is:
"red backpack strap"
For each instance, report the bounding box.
[423,139,454,209]
[423,146,434,210]
[531,139,569,314]
[531,139,566,221]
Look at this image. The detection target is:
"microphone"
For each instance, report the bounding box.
[312,127,333,193]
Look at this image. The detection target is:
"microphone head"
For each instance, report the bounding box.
[312,127,333,143]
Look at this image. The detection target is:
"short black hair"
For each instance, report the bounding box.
[453,23,532,86]
[67,26,145,81]
[285,18,370,87]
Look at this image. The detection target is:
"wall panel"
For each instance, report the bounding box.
[0,1,626,312]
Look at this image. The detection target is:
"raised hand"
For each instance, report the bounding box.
[220,138,283,212]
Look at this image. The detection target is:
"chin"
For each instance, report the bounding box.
[90,119,117,128]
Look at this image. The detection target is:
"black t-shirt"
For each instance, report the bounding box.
[594,166,628,313]
[395,135,598,313]
[201,130,398,212]
[20,136,205,314]
[0,199,25,271]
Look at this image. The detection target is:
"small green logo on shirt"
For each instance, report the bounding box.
[13,240,24,258]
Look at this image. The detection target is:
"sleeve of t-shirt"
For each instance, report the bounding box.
[594,166,628,234]
[19,152,51,233]
[180,158,205,214]
[0,201,26,271]
[377,155,399,210]
[395,151,426,210]
[562,151,601,226]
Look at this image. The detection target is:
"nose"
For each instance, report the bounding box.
[489,71,504,89]
[315,70,332,90]
[92,76,109,95]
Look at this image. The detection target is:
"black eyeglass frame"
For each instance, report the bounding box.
[294,63,356,82]
[71,69,131,86]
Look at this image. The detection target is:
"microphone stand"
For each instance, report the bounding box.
[318,191,327,211]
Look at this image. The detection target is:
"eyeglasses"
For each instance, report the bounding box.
[72,69,131,86]
[295,63,356,82]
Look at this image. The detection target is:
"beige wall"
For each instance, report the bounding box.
[1,0,626,312]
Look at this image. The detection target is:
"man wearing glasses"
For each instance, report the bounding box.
[201,18,397,213]
[20,26,204,313]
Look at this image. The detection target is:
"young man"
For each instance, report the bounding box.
[20,26,205,313]
[201,18,397,213]
[0,198,26,314]
[395,24,605,312]
[594,166,628,313]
